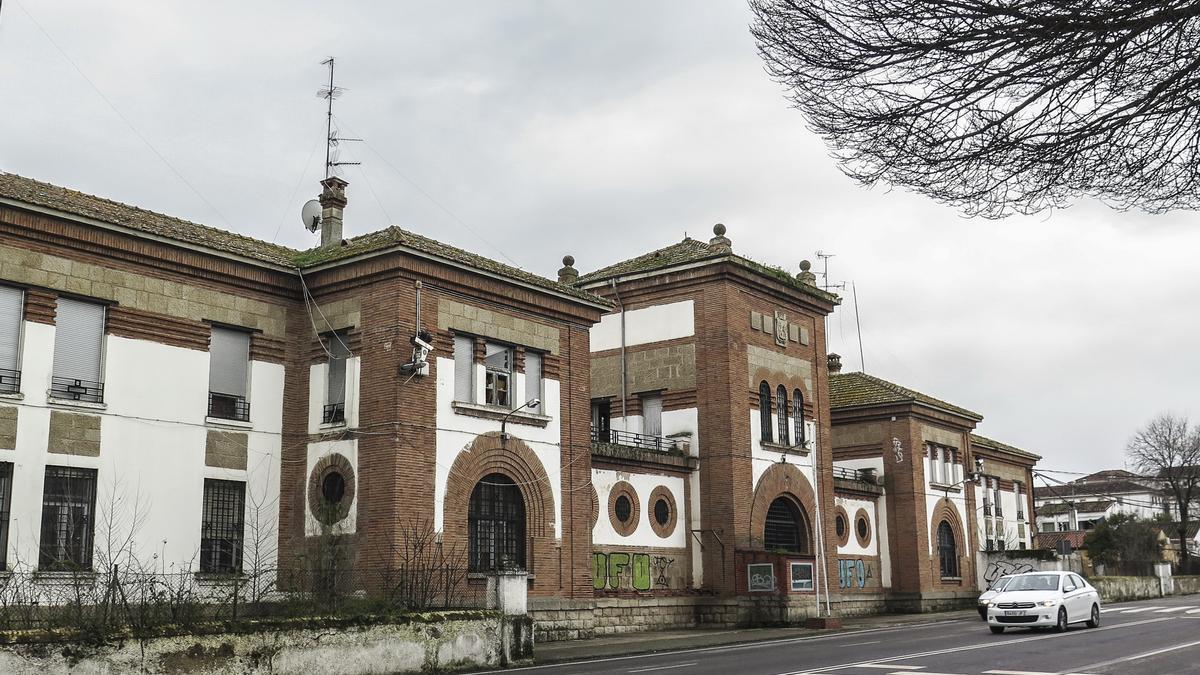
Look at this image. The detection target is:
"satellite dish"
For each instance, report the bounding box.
[301,200,322,233]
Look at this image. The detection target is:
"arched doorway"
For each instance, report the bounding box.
[763,496,811,554]
[467,473,526,571]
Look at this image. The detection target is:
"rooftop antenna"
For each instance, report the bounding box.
[318,57,362,178]
[814,250,846,292]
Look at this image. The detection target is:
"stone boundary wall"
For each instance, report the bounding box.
[1091,575,1200,603]
[0,613,531,674]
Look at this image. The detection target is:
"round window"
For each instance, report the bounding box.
[857,516,869,540]
[654,498,670,526]
[322,470,346,504]
[615,495,632,524]
[835,514,846,538]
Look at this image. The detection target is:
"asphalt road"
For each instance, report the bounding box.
[502,595,1200,675]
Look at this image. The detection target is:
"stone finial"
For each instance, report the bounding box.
[318,176,349,248]
[828,353,843,374]
[708,223,732,252]
[557,254,579,284]
[797,259,817,285]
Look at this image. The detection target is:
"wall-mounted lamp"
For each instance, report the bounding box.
[500,398,540,442]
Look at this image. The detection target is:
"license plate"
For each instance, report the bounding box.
[1003,610,1026,616]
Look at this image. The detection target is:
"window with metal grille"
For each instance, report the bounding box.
[208,327,250,421]
[50,298,105,403]
[468,473,525,571]
[758,381,772,442]
[0,286,23,395]
[324,331,350,425]
[937,520,958,578]
[764,497,809,554]
[792,389,804,446]
[38,466,97,570]
[200,479,245,573]
[484,344,512,408]
[0,462,11,570]
[775,385,789,445]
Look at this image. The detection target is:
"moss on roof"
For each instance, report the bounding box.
[828,371,983,421]
[970,433,1042,461]
[0,173,605,306]
[577,236,840,306]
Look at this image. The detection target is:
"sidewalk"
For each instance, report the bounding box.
[534,608,979,665]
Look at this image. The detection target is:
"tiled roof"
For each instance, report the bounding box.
[0,173,606,306]
[1034,531,1088,551]
[970,433,1041,461]
[1037,500,1114,516]
[828,371,983,421]
[1079,469,1139,482]
[576,236,840,305]
[1033,480,1158,499]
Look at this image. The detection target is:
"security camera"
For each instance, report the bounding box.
[411,330,433,352]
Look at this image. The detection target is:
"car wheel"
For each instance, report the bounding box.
[1055,607,1068,632]
[990,626,1005,634]
[1086,604,1100,628]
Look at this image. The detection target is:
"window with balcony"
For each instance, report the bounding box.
[484,343,512,407]
[323,331,350,425]
[0,286,23,395]
[641,392,662,438]
[38,466,97,570]
[50,298,105,403]
[208,327,250,421]
[200,479,245,573]
[591,399,611,443]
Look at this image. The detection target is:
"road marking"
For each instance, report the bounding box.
[984,671,1069,674]
[842,641,881,646]
[857,667,922,671]
[628,663,697,673]
[1187,608,1200,614]
[1117,606,1163,613]
[774,617,1171,675]
[1152,606,1191,613]
[1067,637,1200,673]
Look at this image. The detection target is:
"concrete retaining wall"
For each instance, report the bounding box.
[0,612,532,674]
[1090,575,1200,603]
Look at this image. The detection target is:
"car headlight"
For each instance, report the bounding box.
[980,600,991,607]
[1038,600,1057,607]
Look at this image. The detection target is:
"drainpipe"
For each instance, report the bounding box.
[610,279,627,429]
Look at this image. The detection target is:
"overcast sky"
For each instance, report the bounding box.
[3,1,1199,479]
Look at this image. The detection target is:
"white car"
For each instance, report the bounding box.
[985,571,1102,634]
[977,575,1014,620]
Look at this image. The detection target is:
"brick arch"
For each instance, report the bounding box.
[443,432,556,560]
[749,462,817,551]
[930,497,967,583]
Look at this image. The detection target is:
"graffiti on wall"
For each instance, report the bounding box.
[983,559,1034,586]
[837,558,874,589]
[593,552,676,590]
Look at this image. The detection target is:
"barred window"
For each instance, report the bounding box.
[776,385,789,445]
[0,462,11,570]
[764,497,810,554]
[38,466,97,570]
[201,479,245,574]
[937,520,958,579]
[468,474,525,571]
[758,381,772,443]
[792,388,804,446]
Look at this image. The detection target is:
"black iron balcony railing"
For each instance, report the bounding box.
[50,376,104,403]
[591,425,680,453]
[208,391,250,422]
[0,368,20,395]
[322,402,346,425]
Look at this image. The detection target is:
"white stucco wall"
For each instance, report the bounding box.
[590,468,687,549]
[433,356,563,538]
[834,496,879,557]
[589,300,695,353]
[3,325,282,572]
[749,411,817,490]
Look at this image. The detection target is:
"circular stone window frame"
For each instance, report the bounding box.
[308,453,356,526]
[647,485,678,538]
[607,480,640,537]
[832,505,851,547]
[853,507,873,547]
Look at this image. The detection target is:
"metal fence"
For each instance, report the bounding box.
[591,426,681,453]
[0,563,488,635]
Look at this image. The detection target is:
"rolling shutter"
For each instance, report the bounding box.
[0,286,23,371]
[525,352,542,413]
[208,327,249,397]
[327,333,349,405]
[51,298,105,383]
[454,334,474,402]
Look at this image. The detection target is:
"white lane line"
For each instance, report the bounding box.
[856,667,922,671]
[984,671,1063,674]
[628,664,697,673]
[842,641,881,646]
[774,617,1171,675]
[1066,637,1200,673]
[1153,606,1191,613]
[1118,606,1164,613]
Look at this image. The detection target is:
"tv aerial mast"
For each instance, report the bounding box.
[318,57,362,178]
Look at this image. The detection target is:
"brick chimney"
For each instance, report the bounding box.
[319,176,348,248]
[828,353,842,373]
[557,255,579,284]
[708,223,732,252]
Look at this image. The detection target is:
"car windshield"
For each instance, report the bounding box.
[989,576,1013,591]
[1006,574,1060,592]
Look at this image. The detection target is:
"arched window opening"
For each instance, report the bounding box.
[759,381,773,442]
[776,385,789,445]
[468,473,526,571]
[764,496,810,554]
[937,520,958,579]
[792,389,805,446]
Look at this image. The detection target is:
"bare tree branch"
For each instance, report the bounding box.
[1126,412,1200,571]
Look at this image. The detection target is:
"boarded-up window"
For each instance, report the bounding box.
[642,392,662,437]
